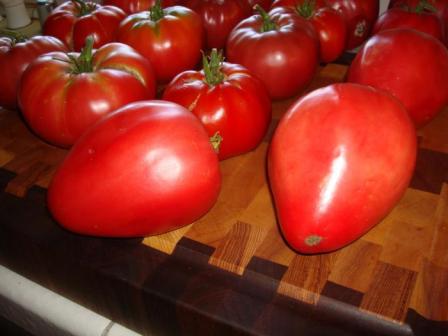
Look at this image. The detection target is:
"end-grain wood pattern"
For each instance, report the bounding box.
[1,64,447,335]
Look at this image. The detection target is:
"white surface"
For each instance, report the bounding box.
[0,265,142,336]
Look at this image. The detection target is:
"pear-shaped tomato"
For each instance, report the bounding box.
[268,83,416,254]
[48,100,221,237]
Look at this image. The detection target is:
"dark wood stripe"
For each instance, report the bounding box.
[410,148,448,194]
[245,256,287,281]
[0,167,16,191]
[406,309,448,336]
[320,281,364,307]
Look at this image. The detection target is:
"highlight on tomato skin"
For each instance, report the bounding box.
[47,100,222,238]
[268,83,417,254]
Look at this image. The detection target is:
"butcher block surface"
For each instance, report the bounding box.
[0,63,447,336]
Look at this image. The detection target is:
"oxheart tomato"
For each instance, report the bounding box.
[103,0,177,14]
[117,2,204,83]
[373,4,444,42]
[0,34,67,110]
[227,6,319,99]
[18,38,156,147]
[272,0,347,63]
[347,28,448,128]
[47,100,221,237]
[268,83,416,254]
[42,0,126,51]
[179,0,249,49]
[326,0,379,50]
[163,49,272,160]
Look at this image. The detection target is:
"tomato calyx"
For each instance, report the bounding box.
[67,35,95,73]
[255,5,278,32]
[414,0,437,13]
[203,49,225,86]
[149,0,165,21]
[296,0,317,19]
[1,30,28,46]
[210,132,223,153]
[304,235,323,247]
[72,0,96,17]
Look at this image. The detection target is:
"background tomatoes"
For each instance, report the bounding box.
[347,28,448,127]
[43,0,126,51]
[103,0,178,14]
[18,39,156,147]
[117,3,204,83]
[0,35,67,110]
[47,100,222,237]
[163,50,272,160]
[268,83,416,254]
[227,6,319,99]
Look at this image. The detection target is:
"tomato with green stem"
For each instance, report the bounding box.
[18,37,156,147]
[163,49,272,160]
[103,0,177,14]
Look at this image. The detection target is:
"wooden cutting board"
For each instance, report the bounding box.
[1,63,447,335]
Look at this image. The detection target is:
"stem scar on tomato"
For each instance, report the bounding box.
[305,235,323,246]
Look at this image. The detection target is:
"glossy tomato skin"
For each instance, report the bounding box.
[327,0,379,50]
[42,1,126,51]
[347,28,448,128]
[18,43,156,147]
[163,62,272,160]
[47,100,221,237]
[227,7,319,99]
[117,5,204,83]
[103,0,177,14]
[180,0,249,49]
[0,35,67,110]
[272,1,347,63]
[373,7,444,42]
[268,83,416,254]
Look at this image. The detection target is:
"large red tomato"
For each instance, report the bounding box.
[226,6,319,99]
[272,0,347,63]
[0,34,67,110]
[268,83,416,254]
[42,0,126,51]
[103,0,177,14]
[347,28,448,128]
[18,38,156,147]
[373,5,444,42]
[117,2,204,83]
[163,49,272,160]
[179,0,249,49]
[47,100,222,237]
[326,0,379,50]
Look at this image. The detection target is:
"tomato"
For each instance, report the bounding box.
[326,0,379,50]
[347,28,448,128]
[272,0,347,63]
[268,83,416,254]
[42,0,126,51]
[163,49,272,160]
[47,100,221,237]
[226,6,319,99]
[103,0,177,14]
[373,5,444,42]
[117,1,204,83]
[179,0,249,49]
[18,38,156,147]
[243,0,273,11]
[0,34,67,110]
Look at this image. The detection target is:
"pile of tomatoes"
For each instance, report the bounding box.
[0,0,447,254]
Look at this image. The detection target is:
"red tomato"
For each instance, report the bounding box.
[117,2,204,83]
[103,0,177,14]
[18,38,156,147]
[179,0,249,49]
[42,0,126,51]
[347,28,448,128]
[272,0,347,63]
[163,49,272,160]
[226,6,319,99]
[243,0,273,11]
[268,83,416,254]
[326,0,379,50]
[0,35,67,110]
[47,100,221,237]
[373,6,444,42]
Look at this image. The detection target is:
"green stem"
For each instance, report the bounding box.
[150,0,165,21]
[0,30,28,45]
[414,0,437,13]
[71,35,94,73]
[255,5,277,32]
[203,49,225,87]
[296,0,316,19]
[72,0,92,16]
[210,132,223,154]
